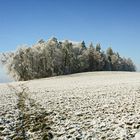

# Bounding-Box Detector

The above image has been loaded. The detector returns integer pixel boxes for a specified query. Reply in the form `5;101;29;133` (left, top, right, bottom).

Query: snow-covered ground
0;72;140;140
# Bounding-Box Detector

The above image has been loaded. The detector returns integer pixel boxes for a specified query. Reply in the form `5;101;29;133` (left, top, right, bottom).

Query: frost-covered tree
87;43;95;71
60;40;74;74
0;37;136;81
95;43;101;52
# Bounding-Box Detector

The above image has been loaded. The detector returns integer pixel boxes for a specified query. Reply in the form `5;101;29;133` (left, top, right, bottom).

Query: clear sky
0;0;140;71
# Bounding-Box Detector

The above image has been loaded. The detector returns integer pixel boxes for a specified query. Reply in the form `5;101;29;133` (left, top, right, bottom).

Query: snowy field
0;72;140;140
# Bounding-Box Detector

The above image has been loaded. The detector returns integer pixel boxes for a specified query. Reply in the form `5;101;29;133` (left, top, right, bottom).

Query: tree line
0;37;136;81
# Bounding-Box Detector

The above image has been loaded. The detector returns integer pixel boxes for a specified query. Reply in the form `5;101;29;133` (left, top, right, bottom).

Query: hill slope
0;72;140;139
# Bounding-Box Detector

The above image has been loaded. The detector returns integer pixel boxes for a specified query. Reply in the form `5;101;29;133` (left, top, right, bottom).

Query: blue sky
0;0;140;73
